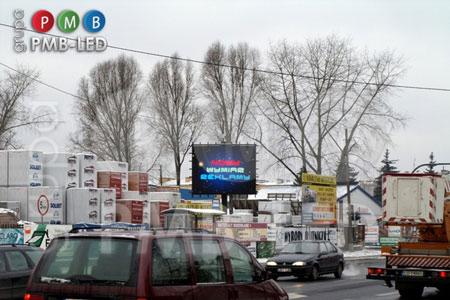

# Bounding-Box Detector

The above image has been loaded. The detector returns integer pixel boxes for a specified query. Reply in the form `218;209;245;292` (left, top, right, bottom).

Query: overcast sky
1;0;450;180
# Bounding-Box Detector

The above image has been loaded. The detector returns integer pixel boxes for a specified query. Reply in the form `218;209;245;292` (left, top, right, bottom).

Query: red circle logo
31;10;54;32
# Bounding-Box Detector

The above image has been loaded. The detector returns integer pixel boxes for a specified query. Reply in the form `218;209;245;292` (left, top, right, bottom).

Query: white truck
367;173;450;298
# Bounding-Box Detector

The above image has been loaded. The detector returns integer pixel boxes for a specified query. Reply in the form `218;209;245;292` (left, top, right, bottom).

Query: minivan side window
0;253;6;272
190;239;226;283
224;241;255;283
152;238;190;286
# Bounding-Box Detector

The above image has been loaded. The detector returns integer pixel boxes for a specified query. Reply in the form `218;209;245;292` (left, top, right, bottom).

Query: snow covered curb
343;249;381;259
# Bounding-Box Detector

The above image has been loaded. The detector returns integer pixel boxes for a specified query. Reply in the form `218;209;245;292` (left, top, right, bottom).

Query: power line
0;61;153;120
2;22;450;92
0;61;81;99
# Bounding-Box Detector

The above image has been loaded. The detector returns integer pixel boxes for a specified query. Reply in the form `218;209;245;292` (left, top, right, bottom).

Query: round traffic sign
37;195;49;216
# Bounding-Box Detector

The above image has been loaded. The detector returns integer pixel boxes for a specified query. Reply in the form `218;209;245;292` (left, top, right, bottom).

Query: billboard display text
192;144;256;194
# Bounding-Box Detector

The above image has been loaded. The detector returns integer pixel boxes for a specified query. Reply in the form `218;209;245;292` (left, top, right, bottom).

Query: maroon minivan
24;231;288;300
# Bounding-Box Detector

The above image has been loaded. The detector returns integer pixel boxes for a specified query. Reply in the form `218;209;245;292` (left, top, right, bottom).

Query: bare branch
70;55;144;168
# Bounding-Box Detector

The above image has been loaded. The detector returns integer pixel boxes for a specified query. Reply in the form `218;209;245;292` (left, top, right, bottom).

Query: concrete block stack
77;153;97;188
128;172;148;194
7;186;65;224
99;188;116;224
66;188;101;224
97;161;129;192
116;199;144;224
0;151;8;187
8;150;43;187
150;201;170;228
43;153;78;189
257;200;292;225
120;172;149;224
0;149;184;227
97;171;122;199
148;192;181;208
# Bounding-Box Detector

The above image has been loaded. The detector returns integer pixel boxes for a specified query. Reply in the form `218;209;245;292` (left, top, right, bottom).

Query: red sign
210;160;241;167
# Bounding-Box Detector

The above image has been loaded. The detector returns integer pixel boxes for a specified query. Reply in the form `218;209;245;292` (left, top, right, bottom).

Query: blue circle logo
83;10;105;33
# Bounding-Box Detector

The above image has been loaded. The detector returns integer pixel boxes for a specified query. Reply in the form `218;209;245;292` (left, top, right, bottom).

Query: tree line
0;35;406;185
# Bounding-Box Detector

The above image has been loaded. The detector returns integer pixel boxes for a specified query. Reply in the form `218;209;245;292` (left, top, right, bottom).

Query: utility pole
345;129;354;251
159;164;163;186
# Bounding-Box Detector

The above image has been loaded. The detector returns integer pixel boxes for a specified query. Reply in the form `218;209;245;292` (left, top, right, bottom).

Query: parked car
24;230;288;300
0;244;43;300
265;240;344;280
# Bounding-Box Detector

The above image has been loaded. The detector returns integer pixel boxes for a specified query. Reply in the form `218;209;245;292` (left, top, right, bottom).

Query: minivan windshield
280;241;319;254
34;237;138;286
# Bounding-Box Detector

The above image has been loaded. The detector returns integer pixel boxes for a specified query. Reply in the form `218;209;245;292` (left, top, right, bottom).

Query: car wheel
398;285;423;299
438;287;450;296
309;265;319;281
334;263;343;279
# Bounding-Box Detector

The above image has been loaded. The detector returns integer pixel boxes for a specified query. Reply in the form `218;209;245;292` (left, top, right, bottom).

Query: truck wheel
334;263;343;279
438;287;449;296
398;286;423;299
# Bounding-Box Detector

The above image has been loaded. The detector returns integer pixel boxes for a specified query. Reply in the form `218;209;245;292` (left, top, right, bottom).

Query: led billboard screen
192;144;256;195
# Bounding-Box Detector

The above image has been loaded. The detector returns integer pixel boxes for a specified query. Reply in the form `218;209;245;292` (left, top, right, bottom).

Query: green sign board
379;237;399;246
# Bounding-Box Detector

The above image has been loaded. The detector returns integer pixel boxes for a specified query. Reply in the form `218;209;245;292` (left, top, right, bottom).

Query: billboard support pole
221;194;228;214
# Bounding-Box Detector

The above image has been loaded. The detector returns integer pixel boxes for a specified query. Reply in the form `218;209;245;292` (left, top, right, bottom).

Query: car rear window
280;241;320;254
24;249;43;265
0;253;6;272
5;250;29;271
34;237;139;286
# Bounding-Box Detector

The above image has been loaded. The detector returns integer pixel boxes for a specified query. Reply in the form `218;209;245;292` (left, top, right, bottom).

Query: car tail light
368;268;384;275
439;271;447;278
24;294;44;300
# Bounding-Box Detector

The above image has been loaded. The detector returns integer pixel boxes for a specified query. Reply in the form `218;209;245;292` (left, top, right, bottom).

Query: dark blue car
265;240;344;280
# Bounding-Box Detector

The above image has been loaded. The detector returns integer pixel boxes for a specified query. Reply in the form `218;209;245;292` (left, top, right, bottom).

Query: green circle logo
57;10;80;33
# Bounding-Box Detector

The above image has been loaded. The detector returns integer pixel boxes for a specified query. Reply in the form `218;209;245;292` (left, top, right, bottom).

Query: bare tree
147;55;203;186
0;66;48;149
71;55;144;168
201;41;262;143
249;36;405;178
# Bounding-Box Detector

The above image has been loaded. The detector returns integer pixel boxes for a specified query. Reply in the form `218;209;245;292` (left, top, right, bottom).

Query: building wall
337;188;381;226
